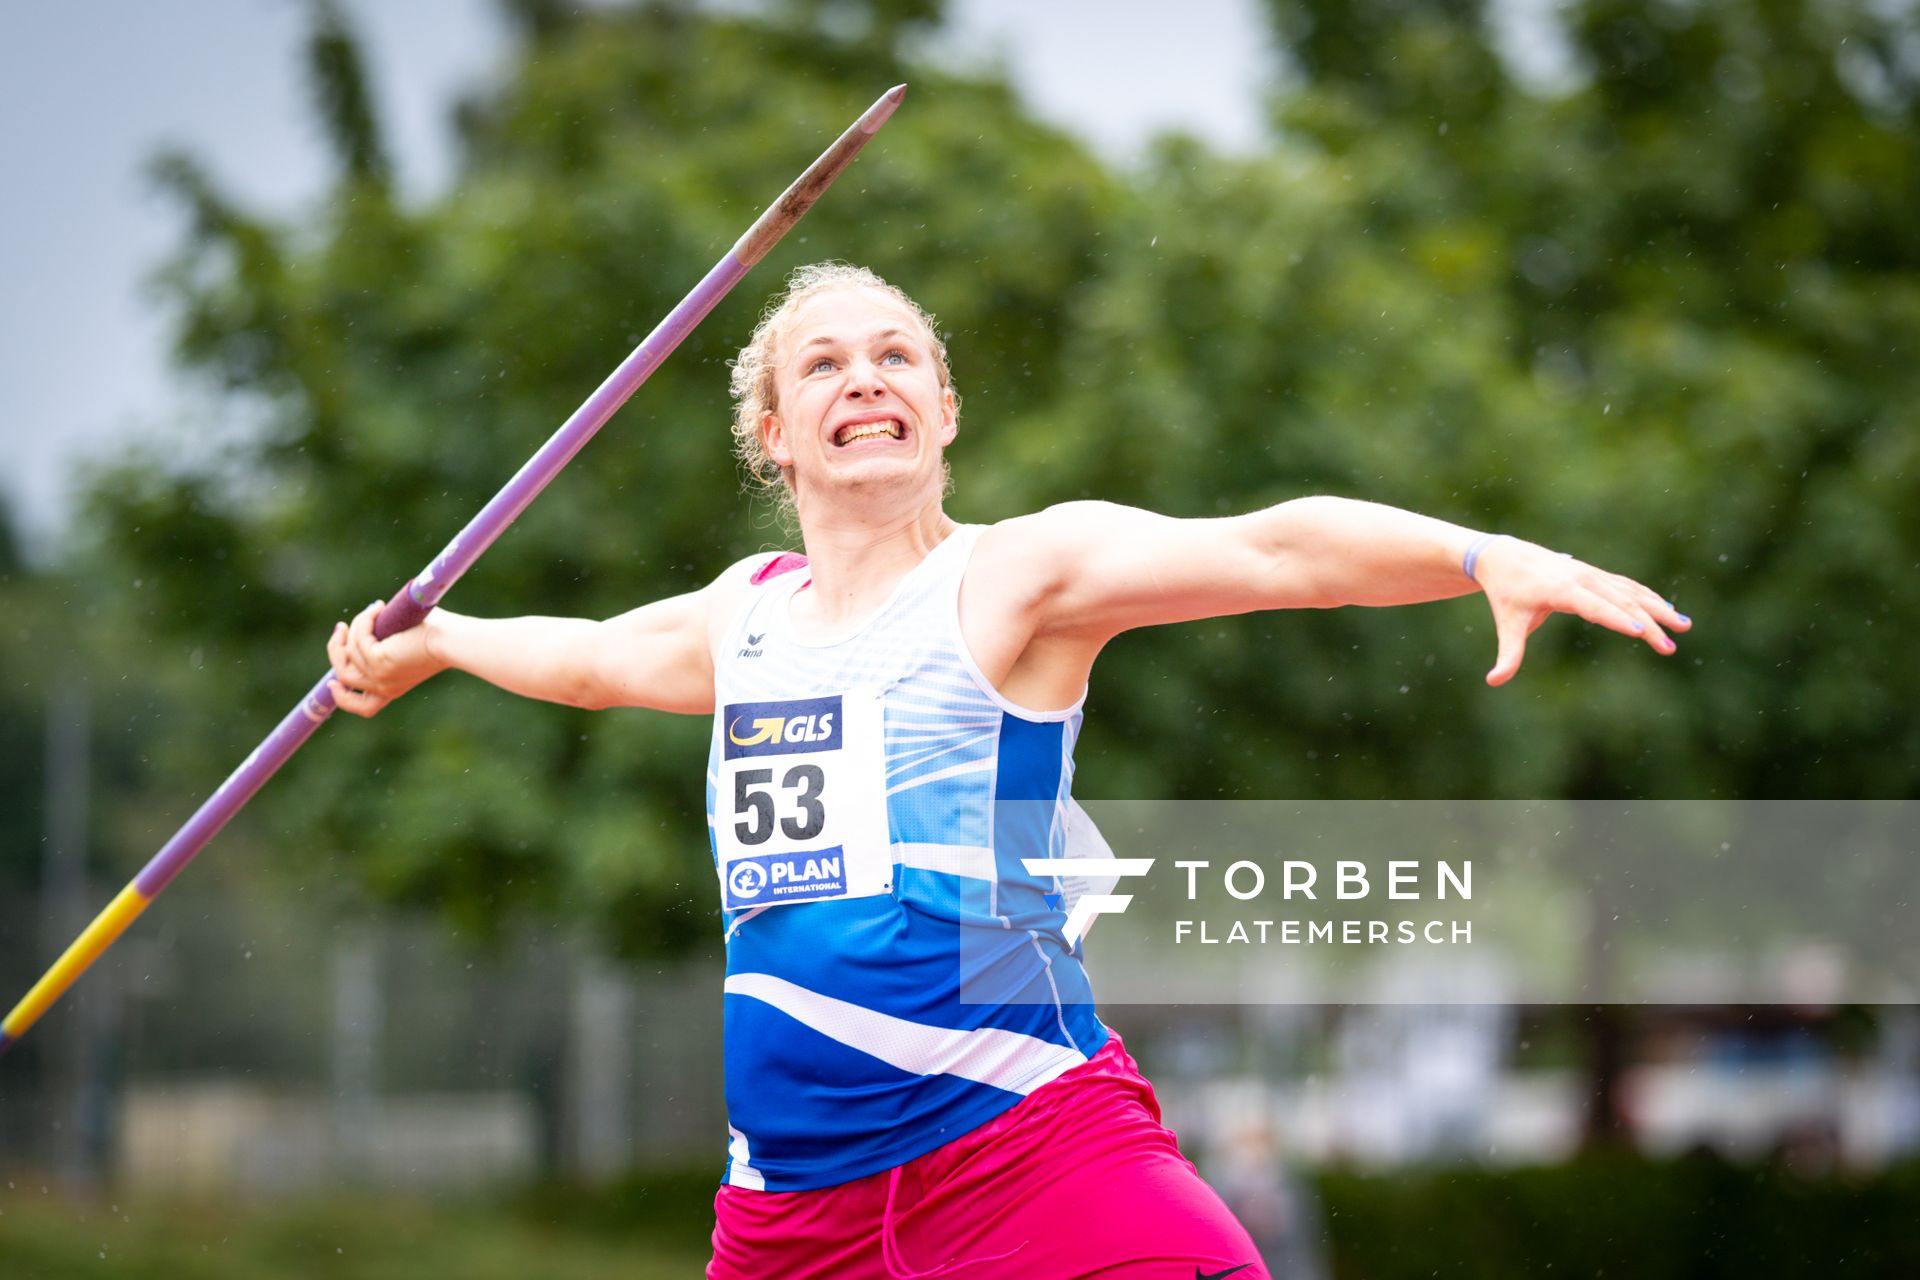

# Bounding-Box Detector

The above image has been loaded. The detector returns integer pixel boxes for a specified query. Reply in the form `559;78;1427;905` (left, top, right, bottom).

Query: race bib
715;689;892;910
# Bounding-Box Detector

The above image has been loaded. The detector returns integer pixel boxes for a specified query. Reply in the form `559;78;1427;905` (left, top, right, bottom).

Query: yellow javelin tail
0;882;152;1050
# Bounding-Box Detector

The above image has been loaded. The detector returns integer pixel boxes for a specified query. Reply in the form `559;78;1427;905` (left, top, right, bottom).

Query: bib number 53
733;764;826;845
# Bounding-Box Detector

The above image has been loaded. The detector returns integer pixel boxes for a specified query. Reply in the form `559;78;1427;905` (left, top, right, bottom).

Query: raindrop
1713;55;1762;104
1517;237;1574;294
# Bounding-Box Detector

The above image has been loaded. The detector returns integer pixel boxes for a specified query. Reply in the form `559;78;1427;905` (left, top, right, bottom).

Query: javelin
0;85;908;1057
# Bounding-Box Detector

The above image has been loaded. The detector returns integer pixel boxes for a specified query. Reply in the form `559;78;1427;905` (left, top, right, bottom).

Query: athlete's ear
763;410;794;468
937;387;958;447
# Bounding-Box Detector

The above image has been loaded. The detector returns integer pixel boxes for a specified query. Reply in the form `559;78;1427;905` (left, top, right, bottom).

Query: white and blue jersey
705;525;1110;1191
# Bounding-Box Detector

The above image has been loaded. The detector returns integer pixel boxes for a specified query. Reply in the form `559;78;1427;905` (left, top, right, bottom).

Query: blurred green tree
78;0;1114;954
0;498;49;905
68;0;1918;974
1244;0;1919;1146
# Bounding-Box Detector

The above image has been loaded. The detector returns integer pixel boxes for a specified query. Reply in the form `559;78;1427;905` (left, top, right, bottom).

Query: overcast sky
0;0;1273;557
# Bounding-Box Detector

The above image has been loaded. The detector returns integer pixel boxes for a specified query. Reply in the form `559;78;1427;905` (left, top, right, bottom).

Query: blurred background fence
1;854;731;1195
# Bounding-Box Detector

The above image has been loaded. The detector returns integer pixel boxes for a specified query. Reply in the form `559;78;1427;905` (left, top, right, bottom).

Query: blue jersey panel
707;527;1109;1191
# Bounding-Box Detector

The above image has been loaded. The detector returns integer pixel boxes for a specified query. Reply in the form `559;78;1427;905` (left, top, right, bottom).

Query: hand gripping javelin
0;85;908;1057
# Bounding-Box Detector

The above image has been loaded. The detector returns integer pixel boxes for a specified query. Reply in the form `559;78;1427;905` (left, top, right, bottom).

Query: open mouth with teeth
832;418;906;446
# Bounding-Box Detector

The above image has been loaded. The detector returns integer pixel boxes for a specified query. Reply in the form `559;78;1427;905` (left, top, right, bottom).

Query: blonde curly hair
728;262;958;505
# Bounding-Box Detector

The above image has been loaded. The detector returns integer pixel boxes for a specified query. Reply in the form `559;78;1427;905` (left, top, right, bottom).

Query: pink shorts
708;1032;1271;1279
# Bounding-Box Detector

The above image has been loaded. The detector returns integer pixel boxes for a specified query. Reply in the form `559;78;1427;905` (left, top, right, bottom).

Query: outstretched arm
326;555;773;717
977;497;1688;690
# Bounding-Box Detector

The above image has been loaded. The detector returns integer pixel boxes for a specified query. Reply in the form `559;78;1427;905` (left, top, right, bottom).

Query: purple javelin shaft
134;253;760;901
3;85;906;1052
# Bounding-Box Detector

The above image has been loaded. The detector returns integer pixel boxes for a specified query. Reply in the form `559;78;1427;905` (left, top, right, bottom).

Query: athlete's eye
880;349;908;365
807;357;836;374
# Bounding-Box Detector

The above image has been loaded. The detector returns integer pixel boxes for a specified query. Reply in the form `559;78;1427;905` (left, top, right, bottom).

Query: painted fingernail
1632;623;1645;633
1675;613;1691;625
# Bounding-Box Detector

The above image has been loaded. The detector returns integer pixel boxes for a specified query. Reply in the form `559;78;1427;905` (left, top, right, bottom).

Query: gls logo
722;696;842;759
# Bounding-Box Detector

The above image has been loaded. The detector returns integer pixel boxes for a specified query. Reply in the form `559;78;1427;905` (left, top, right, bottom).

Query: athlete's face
762;285;957;507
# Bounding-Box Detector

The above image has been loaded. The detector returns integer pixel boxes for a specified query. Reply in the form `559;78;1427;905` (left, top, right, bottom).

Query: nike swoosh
1196;1266;1253;1280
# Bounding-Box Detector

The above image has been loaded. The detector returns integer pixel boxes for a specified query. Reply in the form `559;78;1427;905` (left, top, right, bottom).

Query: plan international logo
726;847;848;907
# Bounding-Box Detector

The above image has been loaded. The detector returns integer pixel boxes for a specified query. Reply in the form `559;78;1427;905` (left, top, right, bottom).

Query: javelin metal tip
736;86;909;265
860;83;908;134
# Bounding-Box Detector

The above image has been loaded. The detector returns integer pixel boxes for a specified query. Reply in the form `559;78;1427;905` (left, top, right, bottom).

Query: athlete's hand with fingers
1470;535;1691;686
325;599;448;717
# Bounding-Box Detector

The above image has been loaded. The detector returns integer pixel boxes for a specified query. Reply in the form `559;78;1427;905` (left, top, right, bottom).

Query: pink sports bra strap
750;552;810;585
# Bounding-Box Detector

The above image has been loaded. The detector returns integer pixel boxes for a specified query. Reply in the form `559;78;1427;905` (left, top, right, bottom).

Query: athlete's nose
843;355;887;400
